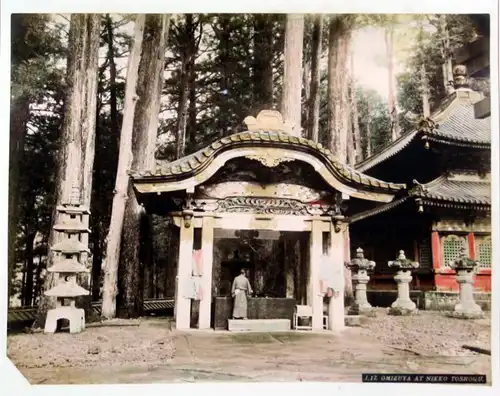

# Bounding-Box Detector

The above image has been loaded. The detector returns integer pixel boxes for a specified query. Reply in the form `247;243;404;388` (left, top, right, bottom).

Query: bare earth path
8;310;491;384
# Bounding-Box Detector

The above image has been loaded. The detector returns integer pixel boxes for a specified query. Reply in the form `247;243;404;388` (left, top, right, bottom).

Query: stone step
228;319;291;332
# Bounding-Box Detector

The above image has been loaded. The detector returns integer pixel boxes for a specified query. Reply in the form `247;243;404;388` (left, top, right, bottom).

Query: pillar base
445;310;484;320
347;303;373;316
390;297;417;311
453;301;483;318
389;306;418;316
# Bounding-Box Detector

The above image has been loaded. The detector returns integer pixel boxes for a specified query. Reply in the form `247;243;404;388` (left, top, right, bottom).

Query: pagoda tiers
44;186;90;334
349;65;491;293
130;110;405;331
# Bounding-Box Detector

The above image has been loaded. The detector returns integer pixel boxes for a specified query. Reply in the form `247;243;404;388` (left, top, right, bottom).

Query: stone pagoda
44;186;90;333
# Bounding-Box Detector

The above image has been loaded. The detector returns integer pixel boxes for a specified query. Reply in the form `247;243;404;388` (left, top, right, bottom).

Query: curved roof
410;173;490;206
131;129;406;203
356;89;491;172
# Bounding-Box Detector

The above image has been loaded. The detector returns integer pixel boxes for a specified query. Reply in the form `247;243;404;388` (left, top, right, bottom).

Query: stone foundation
424;291;491;311
228;319;291;332
366;290;491;312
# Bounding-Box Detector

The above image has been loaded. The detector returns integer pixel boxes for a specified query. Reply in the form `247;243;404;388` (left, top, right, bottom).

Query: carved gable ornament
246;152;294;168
243;110;294;134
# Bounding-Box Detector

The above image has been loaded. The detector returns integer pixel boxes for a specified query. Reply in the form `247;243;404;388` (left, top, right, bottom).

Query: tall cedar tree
384;19;400;140
307;15;323;142
34;14;101;327
326;14;355;301
101;15;146;319
281;14;304;136
118;14;170;318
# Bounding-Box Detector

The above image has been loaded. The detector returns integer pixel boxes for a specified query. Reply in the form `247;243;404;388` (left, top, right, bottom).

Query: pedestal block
453;270;483;318
389;270;417;315
448;246;483;319
348;270;372;315
388;250;419;316
44;307;85;334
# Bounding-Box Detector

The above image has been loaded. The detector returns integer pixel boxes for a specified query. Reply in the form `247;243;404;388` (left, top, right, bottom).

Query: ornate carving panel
209;197;333;216
245;152;294;168
197;182;328;203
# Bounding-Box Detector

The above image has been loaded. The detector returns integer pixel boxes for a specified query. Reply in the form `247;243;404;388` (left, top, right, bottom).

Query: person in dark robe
231;268;253;319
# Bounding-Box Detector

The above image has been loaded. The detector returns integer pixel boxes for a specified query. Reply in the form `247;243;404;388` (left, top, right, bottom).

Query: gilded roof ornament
243;110;294;134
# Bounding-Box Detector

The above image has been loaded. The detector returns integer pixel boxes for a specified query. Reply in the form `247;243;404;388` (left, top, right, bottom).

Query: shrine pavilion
351;65;491;295
130;111;405;331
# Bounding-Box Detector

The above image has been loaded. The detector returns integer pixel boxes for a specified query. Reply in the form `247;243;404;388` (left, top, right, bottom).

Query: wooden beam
468;232;476;260
198;217;214;329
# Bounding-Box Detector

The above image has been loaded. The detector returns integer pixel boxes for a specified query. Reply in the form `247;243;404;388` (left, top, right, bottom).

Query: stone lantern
347;248;375;315
388;250;419;315
449;246;483;318
44;186;90;333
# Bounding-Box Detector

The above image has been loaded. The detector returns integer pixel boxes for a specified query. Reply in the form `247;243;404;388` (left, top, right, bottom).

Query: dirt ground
7;309;491;384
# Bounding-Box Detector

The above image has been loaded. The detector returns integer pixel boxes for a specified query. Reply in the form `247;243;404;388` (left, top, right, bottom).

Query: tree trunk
186;16;201;154
350;52;362;163
106;14;119;139
8;96;30;305
421;63;431;117
34;250;44;305
308;15;323;142
116;14;169;318
384;24;399;141
438;15;454;93
281;14;304;137
101;15;146;320
9;15;33;306
365;97;372;158
327;15;355;164
346;86;355;166
23;232;36;306
252;15;274;114
34;14;101;328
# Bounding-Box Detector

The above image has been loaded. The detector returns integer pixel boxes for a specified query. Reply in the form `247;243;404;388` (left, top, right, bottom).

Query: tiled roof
430;101;490;144
356;90;491;172
410;174;491;206
131;130;405;192
51;239;90;253
44;282;90;297
349;196;410;224
356;131;418;172
47;259;89;273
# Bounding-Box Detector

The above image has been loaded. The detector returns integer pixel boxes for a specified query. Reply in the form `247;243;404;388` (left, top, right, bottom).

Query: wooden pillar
467;233;476;260
309;220;323;330
284;239;295;298
175;216;194;330
431;231;440;269
328;223;345;331
198;217;214;329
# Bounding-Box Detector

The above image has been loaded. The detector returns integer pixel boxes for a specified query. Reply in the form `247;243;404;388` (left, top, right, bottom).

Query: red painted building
348;74;491;293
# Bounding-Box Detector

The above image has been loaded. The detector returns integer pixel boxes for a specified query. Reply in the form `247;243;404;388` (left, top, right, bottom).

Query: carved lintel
213;196;332;216
198;182;327;203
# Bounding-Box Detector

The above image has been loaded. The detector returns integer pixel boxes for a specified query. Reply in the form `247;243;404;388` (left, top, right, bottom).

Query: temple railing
8;298;175;324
